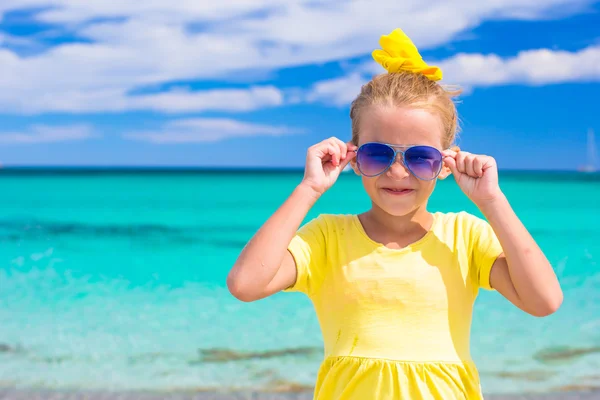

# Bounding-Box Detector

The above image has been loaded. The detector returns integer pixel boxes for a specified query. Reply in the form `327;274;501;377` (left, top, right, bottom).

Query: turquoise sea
0;169;598;395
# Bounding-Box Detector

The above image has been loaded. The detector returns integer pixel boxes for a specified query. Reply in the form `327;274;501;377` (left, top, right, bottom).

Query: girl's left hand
442;149;503;206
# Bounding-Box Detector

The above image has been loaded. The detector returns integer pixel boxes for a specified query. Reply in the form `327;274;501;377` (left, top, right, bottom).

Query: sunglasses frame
350;142;444;181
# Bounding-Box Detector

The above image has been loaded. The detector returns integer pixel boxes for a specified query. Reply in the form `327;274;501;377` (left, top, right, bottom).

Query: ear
349;156;361;176
438;164;452;180
438;145;460;180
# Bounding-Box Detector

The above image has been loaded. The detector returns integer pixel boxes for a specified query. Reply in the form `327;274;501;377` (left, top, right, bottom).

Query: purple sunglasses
350;142;444;181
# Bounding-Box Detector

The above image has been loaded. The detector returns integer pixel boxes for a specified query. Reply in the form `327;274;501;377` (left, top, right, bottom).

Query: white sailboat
578;128;597;173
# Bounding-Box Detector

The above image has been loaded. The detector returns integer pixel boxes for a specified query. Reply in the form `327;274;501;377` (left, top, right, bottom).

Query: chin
373;198;422;218
365;185;431;217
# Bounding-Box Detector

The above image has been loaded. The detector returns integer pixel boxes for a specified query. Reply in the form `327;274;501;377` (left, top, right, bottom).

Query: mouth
381;187;415;196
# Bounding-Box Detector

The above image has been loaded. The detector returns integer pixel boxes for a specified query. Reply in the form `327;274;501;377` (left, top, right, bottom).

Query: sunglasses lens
404;146;442;180
357;143;395;176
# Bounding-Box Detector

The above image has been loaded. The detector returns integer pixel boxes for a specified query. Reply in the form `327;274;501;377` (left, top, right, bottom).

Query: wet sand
1;389;599;399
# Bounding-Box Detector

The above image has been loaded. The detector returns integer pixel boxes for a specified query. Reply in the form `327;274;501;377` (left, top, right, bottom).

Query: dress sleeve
464;213;504;290
283;214;328;297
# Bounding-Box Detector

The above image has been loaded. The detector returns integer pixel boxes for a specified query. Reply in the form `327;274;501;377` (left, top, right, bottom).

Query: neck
365;204;433;236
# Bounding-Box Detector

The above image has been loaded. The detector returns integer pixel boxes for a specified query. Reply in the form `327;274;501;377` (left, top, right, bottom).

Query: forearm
227;182;320;293
479;193;563;314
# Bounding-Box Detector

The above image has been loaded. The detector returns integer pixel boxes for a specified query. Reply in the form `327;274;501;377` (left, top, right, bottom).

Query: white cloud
123;118;302;143
129;86;283;114
306;44;600;105
439;45;600;87
0;0;595;114
0;124;96;144
305;73;368;106
1;0;591;26
0;32;38;48
0;85;284;114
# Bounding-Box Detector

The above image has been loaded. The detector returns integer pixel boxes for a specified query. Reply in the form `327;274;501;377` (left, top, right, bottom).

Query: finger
441;149;458;158
465;154;476;177
314;142;333;163
331;137;347;160
310;141;331;158
339;150;356;169
326;138;343;164
455;151;468;174
345;141;358;158
444;156;458;176
482;156;496;172
339;140;347;161
473;156;484;177
326;143;340;166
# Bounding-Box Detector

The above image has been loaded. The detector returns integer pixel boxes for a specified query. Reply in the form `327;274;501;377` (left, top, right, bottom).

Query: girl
227;28;563;399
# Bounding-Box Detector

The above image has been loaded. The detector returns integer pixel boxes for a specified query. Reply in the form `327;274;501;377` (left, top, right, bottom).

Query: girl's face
350;106;451;217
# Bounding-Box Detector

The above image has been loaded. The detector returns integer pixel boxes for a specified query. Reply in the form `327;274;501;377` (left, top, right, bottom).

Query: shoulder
434;211;488;230
300;213;356;234
432;211;491;245
292;213;356;257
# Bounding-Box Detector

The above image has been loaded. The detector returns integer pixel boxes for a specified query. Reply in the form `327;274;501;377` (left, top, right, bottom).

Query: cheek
360;176;436;200
417;180;436;196
360;176;381;197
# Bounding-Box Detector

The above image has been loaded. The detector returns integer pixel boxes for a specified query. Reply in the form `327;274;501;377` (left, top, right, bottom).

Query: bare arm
483;195;563;317
226;137;356;302
226;183;320;302
443;149;563;317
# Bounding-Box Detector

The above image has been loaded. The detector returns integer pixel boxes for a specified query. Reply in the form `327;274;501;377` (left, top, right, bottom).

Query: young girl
227;28;563;399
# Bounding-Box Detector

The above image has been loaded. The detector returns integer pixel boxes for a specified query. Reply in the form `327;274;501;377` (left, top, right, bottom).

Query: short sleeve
465;213;504;290
283;214;328;297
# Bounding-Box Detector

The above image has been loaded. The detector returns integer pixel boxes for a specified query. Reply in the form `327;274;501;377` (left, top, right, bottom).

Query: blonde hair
349;72;462;148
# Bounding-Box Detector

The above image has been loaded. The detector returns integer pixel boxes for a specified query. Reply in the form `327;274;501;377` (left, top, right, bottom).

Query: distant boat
578;128;597;173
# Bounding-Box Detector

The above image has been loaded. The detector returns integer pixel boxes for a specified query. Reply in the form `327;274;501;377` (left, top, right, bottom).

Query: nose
385;152;410;180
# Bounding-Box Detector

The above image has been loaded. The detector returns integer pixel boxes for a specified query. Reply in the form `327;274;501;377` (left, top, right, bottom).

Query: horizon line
0;165;597;174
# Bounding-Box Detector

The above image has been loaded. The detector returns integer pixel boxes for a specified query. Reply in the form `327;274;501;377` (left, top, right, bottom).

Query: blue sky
0;1;599;170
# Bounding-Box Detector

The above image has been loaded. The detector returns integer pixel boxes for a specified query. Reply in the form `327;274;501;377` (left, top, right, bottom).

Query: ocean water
0;169;598;395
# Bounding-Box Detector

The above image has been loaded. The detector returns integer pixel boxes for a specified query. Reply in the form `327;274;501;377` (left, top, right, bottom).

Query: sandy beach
1;389;599;400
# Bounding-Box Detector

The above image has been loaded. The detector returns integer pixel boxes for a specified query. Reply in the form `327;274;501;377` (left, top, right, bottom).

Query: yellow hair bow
372;28;442;81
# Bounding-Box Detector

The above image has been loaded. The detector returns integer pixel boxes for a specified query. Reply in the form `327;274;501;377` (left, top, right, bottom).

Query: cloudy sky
0;1;598;169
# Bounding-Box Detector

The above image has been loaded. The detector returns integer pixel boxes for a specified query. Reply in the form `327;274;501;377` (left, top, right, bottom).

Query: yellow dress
284;211;503;400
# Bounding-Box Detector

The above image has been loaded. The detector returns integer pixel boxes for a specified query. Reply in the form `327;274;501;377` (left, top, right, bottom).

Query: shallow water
0;170;598;394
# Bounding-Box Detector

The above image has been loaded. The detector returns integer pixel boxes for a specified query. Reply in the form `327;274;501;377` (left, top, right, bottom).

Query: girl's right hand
301;137;357;196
